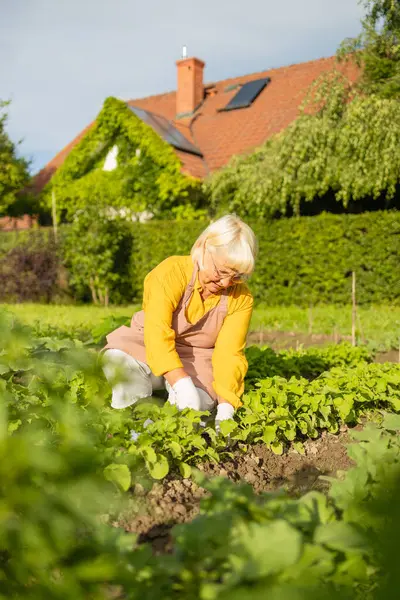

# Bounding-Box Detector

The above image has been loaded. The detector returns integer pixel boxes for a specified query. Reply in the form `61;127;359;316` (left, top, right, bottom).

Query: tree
339;0;400;98
0;100;31;217
206;1;400;219
61;204;133;305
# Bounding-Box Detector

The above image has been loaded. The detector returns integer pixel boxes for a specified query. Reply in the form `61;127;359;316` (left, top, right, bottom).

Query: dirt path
247;329;399;363
118;428;354;553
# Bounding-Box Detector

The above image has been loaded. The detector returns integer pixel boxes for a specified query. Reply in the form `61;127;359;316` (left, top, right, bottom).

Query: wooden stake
352;271;356;347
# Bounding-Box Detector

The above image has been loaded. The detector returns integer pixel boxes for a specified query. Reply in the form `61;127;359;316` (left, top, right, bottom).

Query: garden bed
119;427;356;554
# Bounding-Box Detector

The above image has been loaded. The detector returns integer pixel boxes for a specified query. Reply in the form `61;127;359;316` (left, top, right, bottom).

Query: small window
219;77;271;112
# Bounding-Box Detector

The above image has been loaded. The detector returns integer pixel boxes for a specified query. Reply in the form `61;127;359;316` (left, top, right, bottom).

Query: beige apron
103;263;228;400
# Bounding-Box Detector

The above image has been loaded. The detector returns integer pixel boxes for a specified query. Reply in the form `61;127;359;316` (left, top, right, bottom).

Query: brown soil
375;349;399;363
118;427;354;553
247;329;351;350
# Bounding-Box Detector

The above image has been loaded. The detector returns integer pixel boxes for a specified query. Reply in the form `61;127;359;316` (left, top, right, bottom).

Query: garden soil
117;427;354;554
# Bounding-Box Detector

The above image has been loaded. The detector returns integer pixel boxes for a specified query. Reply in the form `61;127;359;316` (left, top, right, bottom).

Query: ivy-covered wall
42;97;205;221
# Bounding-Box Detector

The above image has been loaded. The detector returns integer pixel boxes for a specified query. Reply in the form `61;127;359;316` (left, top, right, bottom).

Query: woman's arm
212;286;254;409
143;257;187;380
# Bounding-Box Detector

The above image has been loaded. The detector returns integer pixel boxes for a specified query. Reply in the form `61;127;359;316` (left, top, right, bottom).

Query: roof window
219;77;271;111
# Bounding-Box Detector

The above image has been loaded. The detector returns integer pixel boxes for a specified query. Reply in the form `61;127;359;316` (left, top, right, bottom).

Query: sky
1;0;364;174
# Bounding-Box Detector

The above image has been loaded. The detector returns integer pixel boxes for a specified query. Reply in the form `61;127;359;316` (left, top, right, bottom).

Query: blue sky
2;0;364;174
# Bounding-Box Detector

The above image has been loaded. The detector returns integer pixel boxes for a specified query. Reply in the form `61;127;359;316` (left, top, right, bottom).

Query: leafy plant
245;343;373;389
4;308;400;598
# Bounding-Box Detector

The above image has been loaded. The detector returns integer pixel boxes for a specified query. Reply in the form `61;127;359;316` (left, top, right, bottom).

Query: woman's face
199;251;242;295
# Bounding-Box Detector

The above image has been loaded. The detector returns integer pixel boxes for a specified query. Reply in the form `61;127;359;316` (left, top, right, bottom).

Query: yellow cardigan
142;255;253;408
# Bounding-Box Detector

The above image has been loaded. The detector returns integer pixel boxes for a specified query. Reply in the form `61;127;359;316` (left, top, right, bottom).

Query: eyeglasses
209;252;243;284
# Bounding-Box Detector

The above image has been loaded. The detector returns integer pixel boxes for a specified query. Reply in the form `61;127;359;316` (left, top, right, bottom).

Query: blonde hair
191;214;257;278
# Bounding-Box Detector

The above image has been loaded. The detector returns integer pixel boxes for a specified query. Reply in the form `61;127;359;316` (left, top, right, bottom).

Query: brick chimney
176;57;205;117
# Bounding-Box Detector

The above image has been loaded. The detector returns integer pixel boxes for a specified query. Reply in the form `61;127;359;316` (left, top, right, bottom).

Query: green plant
62;206;133;305
245;343;373;389
4;308;400;598
43;97;205;221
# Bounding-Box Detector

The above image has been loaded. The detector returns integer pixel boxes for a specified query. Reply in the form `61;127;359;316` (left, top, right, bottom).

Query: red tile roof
34;55;359;189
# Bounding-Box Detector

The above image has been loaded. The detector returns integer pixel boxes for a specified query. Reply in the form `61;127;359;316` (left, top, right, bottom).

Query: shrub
1;209;399;306
126;211;400;305
0;238;59;302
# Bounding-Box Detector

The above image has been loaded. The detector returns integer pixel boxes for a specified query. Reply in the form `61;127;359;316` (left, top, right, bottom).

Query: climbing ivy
42;97;204;221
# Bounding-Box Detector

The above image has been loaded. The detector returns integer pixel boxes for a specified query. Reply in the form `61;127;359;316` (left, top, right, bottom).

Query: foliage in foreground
129;416;400;600
3;309;400;598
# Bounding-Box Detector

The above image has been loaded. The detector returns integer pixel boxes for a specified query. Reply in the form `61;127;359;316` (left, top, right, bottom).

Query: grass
252;304;400;351
1;302;399;351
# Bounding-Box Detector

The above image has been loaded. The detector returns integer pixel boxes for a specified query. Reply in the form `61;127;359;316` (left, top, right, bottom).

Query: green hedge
1;211;399;305
128;211;400;305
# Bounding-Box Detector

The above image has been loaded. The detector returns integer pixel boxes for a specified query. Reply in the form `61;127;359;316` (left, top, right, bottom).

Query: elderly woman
102;214;257;428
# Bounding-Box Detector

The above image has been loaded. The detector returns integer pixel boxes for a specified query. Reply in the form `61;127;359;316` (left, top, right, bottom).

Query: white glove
167;377;201;411
215;402;235;434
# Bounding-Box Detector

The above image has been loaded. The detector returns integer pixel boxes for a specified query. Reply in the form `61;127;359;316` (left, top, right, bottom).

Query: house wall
0;214;38;231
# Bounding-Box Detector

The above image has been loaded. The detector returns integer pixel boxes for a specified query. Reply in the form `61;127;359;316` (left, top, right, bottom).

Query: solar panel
128;105;203;157
220;77;271;112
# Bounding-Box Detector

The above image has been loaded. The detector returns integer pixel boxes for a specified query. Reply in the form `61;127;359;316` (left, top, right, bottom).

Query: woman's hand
215;402;235;433
167;376;202;411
